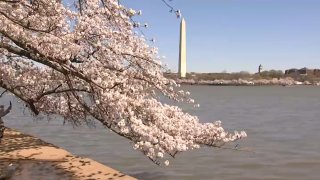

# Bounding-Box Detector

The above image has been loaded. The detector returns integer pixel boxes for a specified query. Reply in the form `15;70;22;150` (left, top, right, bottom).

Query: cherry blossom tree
0;0;246;165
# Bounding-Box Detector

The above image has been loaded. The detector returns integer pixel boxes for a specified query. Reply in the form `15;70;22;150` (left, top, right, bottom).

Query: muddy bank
0;127;136;180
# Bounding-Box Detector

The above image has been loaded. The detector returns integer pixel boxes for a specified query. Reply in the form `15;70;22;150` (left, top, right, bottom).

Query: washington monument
179;18;187;78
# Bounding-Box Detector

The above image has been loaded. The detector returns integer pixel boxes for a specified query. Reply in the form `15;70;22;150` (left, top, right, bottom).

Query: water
1;86;320;180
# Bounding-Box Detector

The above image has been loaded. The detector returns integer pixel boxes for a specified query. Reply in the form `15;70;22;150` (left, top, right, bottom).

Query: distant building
314;69;320;76
285;68;298;75
285;67;320;76
297;67;314;75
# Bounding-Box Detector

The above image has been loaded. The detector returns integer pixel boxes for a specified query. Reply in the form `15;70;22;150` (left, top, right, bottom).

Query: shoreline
176;79;320;86
178;82;319;87
0;127;136;180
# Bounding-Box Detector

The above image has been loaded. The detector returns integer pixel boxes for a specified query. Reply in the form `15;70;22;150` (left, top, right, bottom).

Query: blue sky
123;0;320;73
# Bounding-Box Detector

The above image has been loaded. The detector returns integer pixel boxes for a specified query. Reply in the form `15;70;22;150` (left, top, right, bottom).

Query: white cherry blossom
0;0;246;166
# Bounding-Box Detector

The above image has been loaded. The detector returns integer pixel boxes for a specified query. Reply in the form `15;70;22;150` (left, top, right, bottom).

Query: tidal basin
3;85;320;180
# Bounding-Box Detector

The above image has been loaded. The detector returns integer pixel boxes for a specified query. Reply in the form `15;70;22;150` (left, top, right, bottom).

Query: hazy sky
122;0;320;73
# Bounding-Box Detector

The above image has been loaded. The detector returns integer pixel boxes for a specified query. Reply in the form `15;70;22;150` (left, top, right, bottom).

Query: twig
213;145;255;153
161;0;175;11
0;89;8;98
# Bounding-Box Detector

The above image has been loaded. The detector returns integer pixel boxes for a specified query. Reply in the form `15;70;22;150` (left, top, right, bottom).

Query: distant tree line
165;69;320;83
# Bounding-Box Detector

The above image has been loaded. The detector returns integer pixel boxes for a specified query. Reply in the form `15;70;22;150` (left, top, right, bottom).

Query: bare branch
0;89;8;98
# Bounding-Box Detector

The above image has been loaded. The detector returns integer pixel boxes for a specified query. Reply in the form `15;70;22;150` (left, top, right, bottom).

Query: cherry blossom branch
35;84;91;101
0;40;104;90
0;0;247;166
0;11;57;33
0;0;20;3
0;79;39;114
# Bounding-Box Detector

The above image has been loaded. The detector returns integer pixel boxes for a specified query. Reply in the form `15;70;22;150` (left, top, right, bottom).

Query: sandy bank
0;127;136;180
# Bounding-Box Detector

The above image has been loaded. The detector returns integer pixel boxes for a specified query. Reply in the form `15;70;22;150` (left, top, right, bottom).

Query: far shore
0;127;136;180
175;78;320;86
164;71;320;86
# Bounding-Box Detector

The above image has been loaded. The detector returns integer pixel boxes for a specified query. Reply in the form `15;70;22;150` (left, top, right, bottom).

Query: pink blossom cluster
0;0;246;165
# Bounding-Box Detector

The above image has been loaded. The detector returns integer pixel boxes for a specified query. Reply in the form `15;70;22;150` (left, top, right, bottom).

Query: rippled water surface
2;86;320;180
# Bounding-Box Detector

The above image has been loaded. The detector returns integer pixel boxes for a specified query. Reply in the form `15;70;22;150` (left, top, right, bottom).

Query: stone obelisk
179;18;187;78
